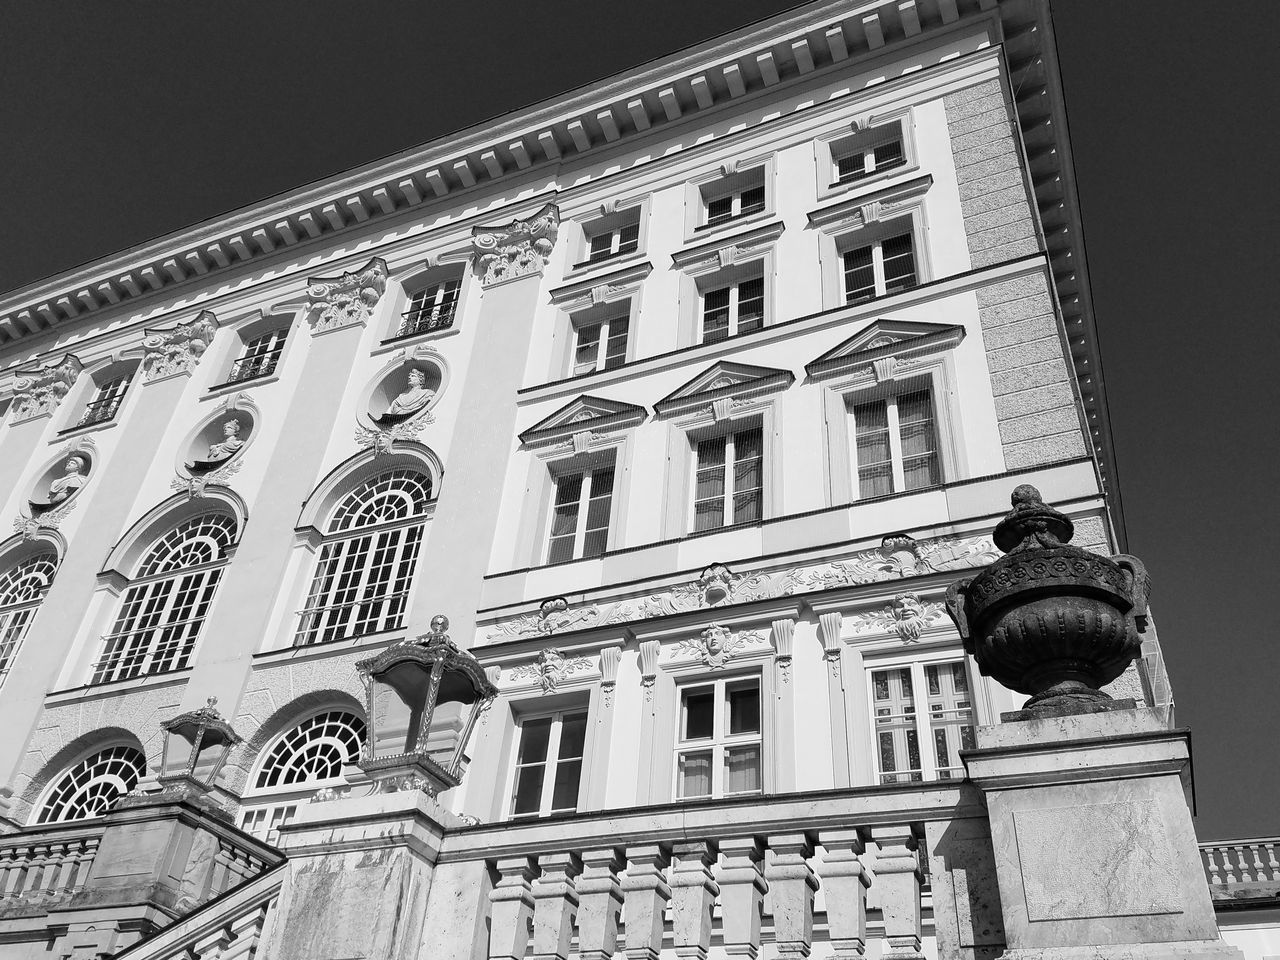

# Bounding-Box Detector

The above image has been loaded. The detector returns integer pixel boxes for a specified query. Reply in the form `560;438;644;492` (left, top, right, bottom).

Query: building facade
0;1;1273;958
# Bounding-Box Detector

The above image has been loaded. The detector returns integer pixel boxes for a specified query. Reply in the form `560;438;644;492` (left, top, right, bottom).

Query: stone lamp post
355;615;498;796
944;484;1150;719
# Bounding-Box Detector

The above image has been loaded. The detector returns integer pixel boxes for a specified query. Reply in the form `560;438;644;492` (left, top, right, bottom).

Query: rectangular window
871;660;974;784
546;463;614;563
587;221;640;263
227;329;288;384
572;314;630;375
510;710;588;817
701;275;764;343
842;232;917;304
77;373;132;428
399;278;461;338
835;136;906;184
851;389;939;499
693;426;762;532
676;676;762;799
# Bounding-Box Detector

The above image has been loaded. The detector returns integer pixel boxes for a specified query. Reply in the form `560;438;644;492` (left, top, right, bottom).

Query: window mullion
712;678;725;796
574;471;594;558
723;434;736;522
911;663;938;780
596;321;609;370
540;715;564;814
886;396;906;492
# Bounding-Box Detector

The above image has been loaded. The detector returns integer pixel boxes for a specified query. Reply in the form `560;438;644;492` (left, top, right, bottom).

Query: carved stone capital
10;354;82;420
141;312;219;381
471;203;559;287
304;257;388;332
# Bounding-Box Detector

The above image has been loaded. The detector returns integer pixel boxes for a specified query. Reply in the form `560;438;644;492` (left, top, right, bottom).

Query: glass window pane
843;245;876;302
740;185;766;216
517;718;552;764
873;138;905;171
724;745;762;794
836;150;867;183
678;751;713;798
557;713;588;760
706;195;733;224
881;233;917;293
511;764;545;815
619;221;640;254
604;317;629;369
683;687;715;740
727;681;760;735
550;758;583;811
694;501;724;532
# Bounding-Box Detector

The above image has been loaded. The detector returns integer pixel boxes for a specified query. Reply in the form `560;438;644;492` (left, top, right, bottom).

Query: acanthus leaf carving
673;623;765;669
354;412;433;455
471;203;559;287
171;457;243;499
508;647;593;694
304;258;388;333
846;593;946;644
10;355;82;420
141;312;219;381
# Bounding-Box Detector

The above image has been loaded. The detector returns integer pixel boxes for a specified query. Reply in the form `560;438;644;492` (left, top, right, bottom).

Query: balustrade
0;825;102;909
1201;838;1280;894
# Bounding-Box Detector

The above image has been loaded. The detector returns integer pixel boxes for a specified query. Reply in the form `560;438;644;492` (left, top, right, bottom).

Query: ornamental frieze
480;534;1000;643
141;312;219;381
672;624;766;669
471;203;559;286
507;647;593;694
845;593;946;644
304;258;388;332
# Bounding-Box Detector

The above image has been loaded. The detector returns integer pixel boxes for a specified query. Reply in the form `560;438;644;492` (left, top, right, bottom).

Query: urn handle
1111;554;1151;631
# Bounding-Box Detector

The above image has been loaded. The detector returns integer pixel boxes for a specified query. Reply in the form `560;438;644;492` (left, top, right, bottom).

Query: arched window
296;469;432;645
36;744;146;824
0;550;58;684
239;709;365;843
93;513;237;684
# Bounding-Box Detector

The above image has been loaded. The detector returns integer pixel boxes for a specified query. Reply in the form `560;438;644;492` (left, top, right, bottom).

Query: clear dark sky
2;2;1276;840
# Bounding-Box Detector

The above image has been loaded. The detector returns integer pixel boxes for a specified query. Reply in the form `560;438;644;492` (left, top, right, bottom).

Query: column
718;836;767;959
531;852;581;960
489;856;539;960
575;847;623;960
822;828;871;959
766;832;818;958
871;826;925;960
670;840;719;960
621;844;670;960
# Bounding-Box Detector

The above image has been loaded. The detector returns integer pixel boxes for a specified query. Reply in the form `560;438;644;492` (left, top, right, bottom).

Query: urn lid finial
993;484;1075;554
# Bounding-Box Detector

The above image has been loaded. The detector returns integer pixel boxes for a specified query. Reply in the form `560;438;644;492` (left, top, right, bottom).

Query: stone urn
944;484;1151;717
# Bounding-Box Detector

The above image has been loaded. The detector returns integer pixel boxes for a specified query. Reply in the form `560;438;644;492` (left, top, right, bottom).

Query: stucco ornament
471;203;559;286
141;312;219;381
304;257;388;332
356;358;440;455
849;593;946;643
509;647;592;694
9;355;82;420
674;624;764;669
14;440;96;539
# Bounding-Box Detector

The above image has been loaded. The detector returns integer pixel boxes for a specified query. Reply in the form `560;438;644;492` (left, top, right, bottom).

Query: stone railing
432;783;985;959
1202;838;1280;907
0;822;104;913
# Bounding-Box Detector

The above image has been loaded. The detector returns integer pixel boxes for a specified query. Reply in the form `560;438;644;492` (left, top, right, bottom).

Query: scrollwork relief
471;203;559;286
672;624;765;670
141;312;219;381
304;258;388;332
10;355;81;420
846;593;946;644
508;647;593;694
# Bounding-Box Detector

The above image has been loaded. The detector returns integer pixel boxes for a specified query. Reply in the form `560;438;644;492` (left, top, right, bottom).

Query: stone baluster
50;842;79;895
489;856;540;960
822;828;872;958
1265;842;1280;881
621;844;671;960
766;832;818;958
0;846;17;898
575;847;623;960
221;905;270;960
192;925;233;960
0;847;30;897
670;841;719;960
1203;847;1222;885
25;845;49;896
531;852;581;960
717;836;767;959
871;826;926;960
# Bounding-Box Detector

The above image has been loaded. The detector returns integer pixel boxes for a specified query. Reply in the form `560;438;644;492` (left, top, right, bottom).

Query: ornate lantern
156;697;242;795
944;485;1151;718
356;615;498;797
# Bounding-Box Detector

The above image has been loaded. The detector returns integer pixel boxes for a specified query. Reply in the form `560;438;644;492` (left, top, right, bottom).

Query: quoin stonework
0;2;1274;959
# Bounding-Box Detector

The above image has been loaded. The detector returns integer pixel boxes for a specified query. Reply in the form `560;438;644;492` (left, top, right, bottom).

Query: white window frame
0;550;57;687
505;706;590;819
848;383;943;499
683;157;776;241
690;424;764;533
570;310;631;376
865;654;976;784
839;227;919;305
698;269;766;344
567;199;650;276
545;457;617;564
387;254;472;345
548;262;650;382
673;673;764;800
672;222;783;348
814;110;918;202
226;327;289;386
34;744;147;825
56;358;138;436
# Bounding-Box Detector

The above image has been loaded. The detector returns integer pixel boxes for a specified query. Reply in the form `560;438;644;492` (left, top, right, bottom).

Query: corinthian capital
471;203;560;287
10;354;82;421
304;257;388;333
140;311;219;381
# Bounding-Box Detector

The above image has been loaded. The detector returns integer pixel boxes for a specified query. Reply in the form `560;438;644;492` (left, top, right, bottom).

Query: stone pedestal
260;790;456;960
964;707;1241;959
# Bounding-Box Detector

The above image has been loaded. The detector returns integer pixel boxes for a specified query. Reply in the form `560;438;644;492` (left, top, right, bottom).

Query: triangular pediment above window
805;318;964;379
518;395;648;446
654;360;794;417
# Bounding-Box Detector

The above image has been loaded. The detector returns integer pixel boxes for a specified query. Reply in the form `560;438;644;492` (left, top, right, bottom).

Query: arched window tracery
239;709;365;843
36;744;146;824
295;469;431;645
93;513;237;684
0;550;58;684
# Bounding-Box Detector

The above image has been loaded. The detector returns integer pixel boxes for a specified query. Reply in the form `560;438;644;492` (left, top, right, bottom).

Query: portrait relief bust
47;455;89;503
206;418;245;463
380;368;435;421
